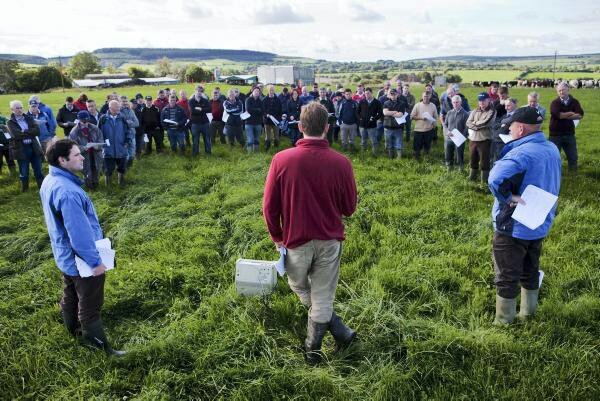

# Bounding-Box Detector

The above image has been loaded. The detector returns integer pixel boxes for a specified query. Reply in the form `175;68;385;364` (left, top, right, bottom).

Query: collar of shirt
49;165;85;186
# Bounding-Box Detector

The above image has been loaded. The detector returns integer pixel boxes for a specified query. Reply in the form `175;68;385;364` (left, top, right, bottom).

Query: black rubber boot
469;169;479;181
329;312;356;353
481;169;490;184
274;139;280;149
20;180;29;193
82;320;126;357
304;317;330;365
36;176;44;189
265;140;271;151
387;149;395;159
104;174;112;187
61;310;79;337
117;173;125;188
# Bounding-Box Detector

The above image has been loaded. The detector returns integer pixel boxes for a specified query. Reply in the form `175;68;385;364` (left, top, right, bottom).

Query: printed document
512;185;558;230
75;238;115;278
449;128;466;147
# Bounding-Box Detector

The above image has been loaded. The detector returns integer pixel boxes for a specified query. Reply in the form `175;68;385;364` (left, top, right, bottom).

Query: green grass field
523;71;600;80
447;69;523;82
1;87;599;400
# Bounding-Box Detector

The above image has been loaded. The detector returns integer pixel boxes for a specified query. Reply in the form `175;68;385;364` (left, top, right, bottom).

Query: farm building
73;76;179;88
257;66;314;85
217;75;258;85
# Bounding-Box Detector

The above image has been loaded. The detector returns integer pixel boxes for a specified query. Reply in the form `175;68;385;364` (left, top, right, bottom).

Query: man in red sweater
263;102;358;364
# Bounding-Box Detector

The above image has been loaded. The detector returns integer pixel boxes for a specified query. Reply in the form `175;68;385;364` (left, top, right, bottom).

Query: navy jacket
339;99;359;125
245;96;264;125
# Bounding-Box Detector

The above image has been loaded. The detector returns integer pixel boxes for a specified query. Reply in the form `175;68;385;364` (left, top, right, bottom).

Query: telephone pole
552;50;557;81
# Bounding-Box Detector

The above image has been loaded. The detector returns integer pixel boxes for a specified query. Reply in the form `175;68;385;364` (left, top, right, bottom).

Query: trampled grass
0;87;599;400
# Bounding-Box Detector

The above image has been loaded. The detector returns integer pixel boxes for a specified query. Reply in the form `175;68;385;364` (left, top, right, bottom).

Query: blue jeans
167;129;186;152
360;127;379;150
127;134;136;160
18;144;43;184
384;128;403;150
549;135;578;169
245;124;262;151
191;123;211;155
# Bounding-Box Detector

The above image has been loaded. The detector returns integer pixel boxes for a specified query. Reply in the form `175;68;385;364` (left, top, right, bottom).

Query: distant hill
0;48;282;67
408;53;600;65
0;53;49;65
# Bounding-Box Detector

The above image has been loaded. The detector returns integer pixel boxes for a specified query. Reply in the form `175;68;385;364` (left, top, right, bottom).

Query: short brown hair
499;86;509;95
46;138;77;167
300;102;328;137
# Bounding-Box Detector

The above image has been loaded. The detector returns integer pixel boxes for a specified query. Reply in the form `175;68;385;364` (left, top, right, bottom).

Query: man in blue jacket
99;100;131;187
488;106;561;325
40;138;125;356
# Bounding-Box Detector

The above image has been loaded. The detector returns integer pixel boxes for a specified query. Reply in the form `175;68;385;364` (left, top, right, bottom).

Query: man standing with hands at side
40;138;126;356
263;102;358;365
488;107;561;325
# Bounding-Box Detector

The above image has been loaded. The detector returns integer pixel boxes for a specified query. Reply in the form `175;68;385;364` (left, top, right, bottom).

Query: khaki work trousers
285;240;342;323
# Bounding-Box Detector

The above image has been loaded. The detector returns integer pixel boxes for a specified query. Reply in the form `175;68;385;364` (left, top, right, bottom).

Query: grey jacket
443;107;469;138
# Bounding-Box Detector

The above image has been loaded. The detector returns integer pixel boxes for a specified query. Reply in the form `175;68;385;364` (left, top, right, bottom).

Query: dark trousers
333;126;340;142
135;131;145;155
492;232;543;299
444;139;465;167
0;146;15;171
60;273;105;327
210;121;225;144
490;141;505;167
469;140;491;170
289;126;301;146
104;157;127;176
17;144;44;184
225;125;244;146
403;115;412;141
549;135;578;169
145;128;164;153
413;129;433;158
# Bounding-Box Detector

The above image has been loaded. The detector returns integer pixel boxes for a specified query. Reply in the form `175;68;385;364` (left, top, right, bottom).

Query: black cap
389;88;398;94
145;95;153;100
501;106;543;129
135;93;143;99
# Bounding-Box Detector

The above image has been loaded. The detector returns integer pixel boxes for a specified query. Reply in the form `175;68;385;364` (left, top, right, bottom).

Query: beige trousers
286;240;342;323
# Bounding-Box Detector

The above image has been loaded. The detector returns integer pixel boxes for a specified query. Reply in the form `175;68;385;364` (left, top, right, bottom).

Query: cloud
554;9;600;24
249;2;313;25
347;2;385;22
182;1;213;18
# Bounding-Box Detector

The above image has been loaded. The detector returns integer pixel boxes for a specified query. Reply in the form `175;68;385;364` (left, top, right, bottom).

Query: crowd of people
0;80;584;192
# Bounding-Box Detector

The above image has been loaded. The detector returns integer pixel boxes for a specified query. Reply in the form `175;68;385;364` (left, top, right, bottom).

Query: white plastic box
235;259;278;296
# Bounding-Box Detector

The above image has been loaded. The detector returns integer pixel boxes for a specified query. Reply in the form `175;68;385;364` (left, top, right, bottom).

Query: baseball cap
389;88;398;94
135;93;143;99
477;92;490;101
28;99;39;106
502;106;544;127
145;95;153;100
77;110;91;121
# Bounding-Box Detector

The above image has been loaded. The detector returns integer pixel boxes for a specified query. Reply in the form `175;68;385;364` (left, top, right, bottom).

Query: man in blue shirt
488;107;561;325
40;138;125;356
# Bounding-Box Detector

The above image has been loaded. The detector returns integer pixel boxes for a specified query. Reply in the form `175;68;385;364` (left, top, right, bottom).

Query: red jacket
73;100;86;112
210;99;224;121
177;99;190;118
153;97;169;111
263;138;357;248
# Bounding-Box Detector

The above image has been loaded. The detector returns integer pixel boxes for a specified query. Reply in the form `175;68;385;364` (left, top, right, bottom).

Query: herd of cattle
472;79;600;89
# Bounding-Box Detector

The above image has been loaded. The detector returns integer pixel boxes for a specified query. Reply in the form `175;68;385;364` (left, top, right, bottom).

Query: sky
1;0;598;62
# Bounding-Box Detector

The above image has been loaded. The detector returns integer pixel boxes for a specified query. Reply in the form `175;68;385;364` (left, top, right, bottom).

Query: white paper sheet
269;115;280;125
240;111;251;120
75;238;115;278
143;134;149;143
395;112;407;125
3;132;10;139
499;134;513;144
85;142;105;150
422;112;436;124
539;270;545;288
573;119;580;128
449;128;466;147
222;111;229;123
163;118;178;125
275;247;286;277
105;138;110;147
206;113;213;123
511;185;559;230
